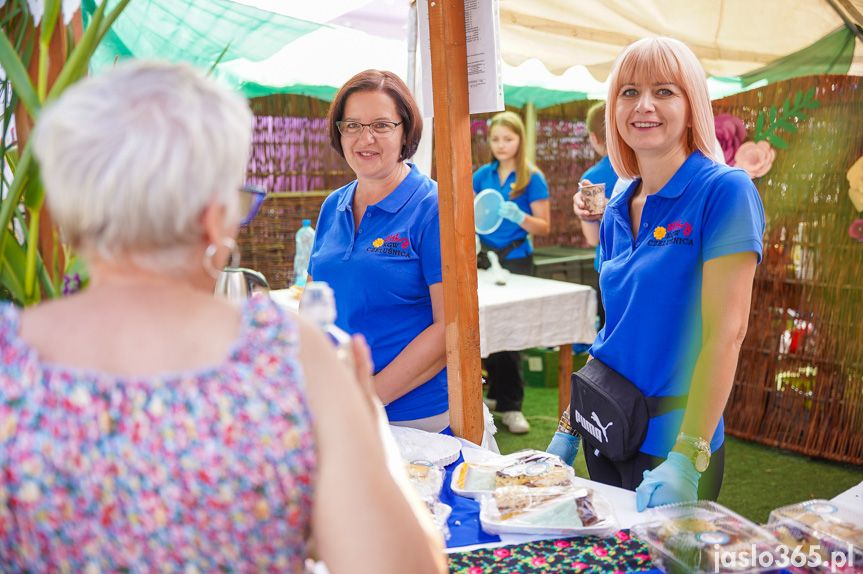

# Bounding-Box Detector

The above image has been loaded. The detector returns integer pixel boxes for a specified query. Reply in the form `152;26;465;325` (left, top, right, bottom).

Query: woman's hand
573;180;603;223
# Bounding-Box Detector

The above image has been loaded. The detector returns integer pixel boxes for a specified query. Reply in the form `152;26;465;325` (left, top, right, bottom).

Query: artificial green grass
490;385;863;524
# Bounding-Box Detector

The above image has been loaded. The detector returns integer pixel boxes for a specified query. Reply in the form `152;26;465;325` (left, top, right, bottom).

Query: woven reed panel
239;94;351;289
236;192;330;290
713;75;863;464
468;102;599;249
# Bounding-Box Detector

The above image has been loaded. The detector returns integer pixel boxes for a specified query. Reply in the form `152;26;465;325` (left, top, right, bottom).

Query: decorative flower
62;272;82;296
492;548;511;558
468;568;484;574
531;557;547;566
734;141;776;178
553;540;571;548
847;156;863;212
617;531;630;542
850;219;863;242
653;226;666;240
594;547;609;557
572;562;589;570
714;114;747;166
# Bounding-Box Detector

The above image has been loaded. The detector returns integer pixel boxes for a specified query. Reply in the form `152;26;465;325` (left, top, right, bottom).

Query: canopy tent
88;0;863;108
499;0;863;81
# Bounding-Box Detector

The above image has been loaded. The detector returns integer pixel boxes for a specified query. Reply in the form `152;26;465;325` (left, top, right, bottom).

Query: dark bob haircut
326;70;423;161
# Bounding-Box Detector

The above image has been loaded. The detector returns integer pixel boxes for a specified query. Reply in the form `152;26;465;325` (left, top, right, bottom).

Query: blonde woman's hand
574;179;603;222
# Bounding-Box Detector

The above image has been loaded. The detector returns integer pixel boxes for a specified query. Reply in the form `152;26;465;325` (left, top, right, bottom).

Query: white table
476;269;596;357
270;271;597;414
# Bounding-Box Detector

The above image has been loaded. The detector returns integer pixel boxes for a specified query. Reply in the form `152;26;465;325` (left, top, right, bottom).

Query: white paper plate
388;425;462;468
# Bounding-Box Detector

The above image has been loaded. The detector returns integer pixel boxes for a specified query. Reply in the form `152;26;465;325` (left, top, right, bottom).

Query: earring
203;237;241;279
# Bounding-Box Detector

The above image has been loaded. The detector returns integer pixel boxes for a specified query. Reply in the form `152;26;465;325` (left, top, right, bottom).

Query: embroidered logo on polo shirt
648;219;694;247
367;233;411;258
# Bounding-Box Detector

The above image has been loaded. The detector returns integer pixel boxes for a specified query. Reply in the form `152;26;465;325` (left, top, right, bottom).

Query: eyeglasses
335;120;403;138
239;184;267;226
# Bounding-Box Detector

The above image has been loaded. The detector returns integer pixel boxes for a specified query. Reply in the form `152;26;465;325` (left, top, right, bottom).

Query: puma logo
591;412;613;442
574;409;613;443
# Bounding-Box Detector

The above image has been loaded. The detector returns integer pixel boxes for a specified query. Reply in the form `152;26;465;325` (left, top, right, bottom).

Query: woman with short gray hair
0;61;445;573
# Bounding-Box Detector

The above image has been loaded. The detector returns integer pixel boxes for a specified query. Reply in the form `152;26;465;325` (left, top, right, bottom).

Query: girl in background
473;111;550;434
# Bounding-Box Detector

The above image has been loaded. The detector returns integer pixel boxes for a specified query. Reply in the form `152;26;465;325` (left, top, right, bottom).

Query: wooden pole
427;0;483;444
524;102;537;164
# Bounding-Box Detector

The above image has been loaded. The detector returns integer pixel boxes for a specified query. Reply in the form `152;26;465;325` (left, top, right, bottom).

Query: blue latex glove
635;451;701;512
547;432;581;466
498;201;526;225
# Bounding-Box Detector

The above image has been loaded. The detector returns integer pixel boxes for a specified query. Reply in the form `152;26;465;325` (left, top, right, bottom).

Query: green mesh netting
83;0;322;95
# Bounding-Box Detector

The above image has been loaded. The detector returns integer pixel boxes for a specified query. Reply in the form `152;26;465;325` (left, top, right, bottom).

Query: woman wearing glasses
308;70;448;433
0;61;445;573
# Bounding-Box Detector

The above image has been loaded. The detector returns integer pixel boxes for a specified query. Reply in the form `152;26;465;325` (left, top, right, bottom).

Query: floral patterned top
0;297;317;573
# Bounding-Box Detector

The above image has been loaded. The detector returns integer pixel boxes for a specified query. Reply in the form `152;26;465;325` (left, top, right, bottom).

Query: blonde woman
473;110;550;434
549;37;765;511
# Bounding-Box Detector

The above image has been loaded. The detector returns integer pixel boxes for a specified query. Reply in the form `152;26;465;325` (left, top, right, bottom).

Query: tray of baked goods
450;449;576;500
631;501;786;574
479;484;618;537
767;499;863;573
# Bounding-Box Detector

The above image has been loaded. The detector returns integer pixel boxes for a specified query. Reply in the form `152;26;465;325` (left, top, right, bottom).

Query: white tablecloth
269;271;598;357
477;269;597;357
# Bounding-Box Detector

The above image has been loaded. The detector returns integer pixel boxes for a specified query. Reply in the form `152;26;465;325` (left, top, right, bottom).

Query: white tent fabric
499;0;863;80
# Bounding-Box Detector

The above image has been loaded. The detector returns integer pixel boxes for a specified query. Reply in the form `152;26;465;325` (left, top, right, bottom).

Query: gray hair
31;60;252;270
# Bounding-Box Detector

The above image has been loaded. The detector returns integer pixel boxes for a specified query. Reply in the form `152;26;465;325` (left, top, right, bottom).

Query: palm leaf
0;28;41;119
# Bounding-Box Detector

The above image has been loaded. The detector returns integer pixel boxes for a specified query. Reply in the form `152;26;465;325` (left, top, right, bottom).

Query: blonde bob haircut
605;37;718;180
31;60;252;271
488;111;539;199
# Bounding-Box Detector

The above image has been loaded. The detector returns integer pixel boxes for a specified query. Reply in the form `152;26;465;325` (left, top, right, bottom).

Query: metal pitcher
215;267;270;304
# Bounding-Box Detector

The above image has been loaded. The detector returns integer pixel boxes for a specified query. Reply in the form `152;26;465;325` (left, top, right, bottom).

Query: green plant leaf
769;105;777;124
0;228;27;304
767;134;789;150
47;0;107;100
793;90;802;106
781;97;790;114
777;121;798;132
804;87;816;102
801;100;821;109
796;112;809;121
0;30;41;119
0;143;32;271
755;111;765;137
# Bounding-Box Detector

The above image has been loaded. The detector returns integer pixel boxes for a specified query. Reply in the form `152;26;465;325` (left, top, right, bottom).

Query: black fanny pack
477;238;526;269
569;358;687;461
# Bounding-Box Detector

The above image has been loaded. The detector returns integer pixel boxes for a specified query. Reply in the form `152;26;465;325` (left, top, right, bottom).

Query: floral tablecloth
447;530;659;574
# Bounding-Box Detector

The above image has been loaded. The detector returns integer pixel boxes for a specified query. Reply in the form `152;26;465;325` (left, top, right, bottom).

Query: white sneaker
502;411;530;434
483;396;497;411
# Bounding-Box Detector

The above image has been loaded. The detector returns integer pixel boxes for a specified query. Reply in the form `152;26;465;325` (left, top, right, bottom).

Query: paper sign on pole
417;0;504;117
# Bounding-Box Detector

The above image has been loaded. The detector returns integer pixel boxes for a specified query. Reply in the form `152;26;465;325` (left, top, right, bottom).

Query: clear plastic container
450;449;575;500
293;219;315;287
479;485;619;538
631;501;785;574
767;500;863;573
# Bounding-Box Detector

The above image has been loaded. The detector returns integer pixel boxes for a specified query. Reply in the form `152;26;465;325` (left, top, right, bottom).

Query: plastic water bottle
293;219;315;287
301;281;354;370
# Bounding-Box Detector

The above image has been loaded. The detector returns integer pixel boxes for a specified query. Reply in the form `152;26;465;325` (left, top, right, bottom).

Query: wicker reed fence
713;74;863;464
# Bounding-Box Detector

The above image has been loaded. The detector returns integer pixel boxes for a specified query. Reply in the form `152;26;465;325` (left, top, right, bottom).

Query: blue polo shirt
472;161;550;260
593;151;765;457
580;155;620;271
308;164;446;422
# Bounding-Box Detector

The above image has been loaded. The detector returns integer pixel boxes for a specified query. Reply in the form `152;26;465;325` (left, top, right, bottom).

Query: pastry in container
479;485;618;537
631;501;784;574
768;499;863;573
450;449;575;500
